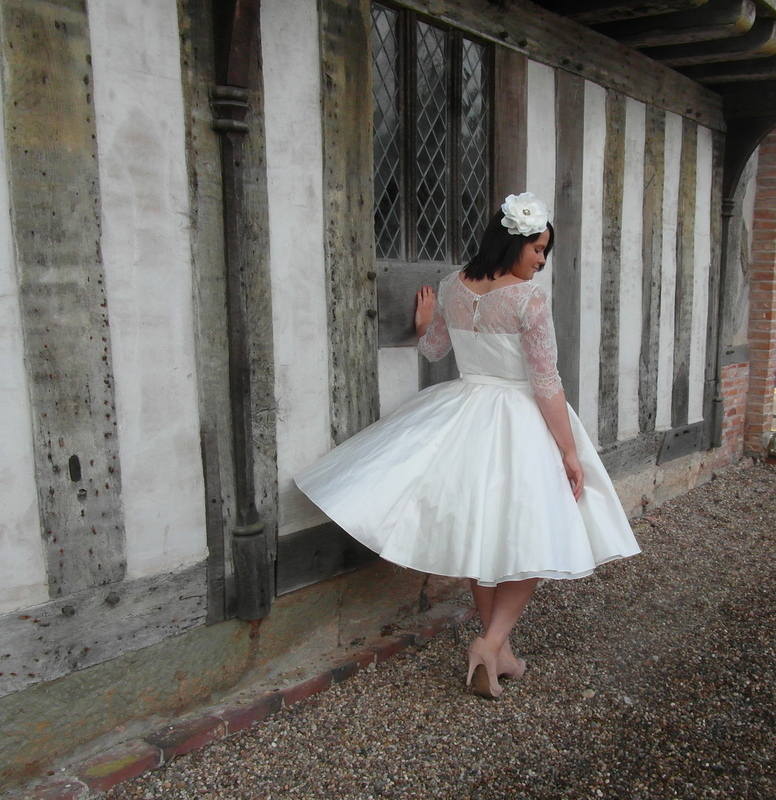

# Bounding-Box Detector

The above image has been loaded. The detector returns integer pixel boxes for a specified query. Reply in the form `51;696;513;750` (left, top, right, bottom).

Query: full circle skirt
295;376;641;585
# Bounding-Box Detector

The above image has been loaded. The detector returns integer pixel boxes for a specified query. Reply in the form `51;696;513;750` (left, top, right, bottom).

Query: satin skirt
295;375;641;586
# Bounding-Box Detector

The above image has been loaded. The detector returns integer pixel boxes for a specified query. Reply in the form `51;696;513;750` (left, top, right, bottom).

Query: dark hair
462;211;554;281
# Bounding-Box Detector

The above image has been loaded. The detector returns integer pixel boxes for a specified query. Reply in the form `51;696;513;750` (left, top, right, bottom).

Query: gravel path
106;461;775;800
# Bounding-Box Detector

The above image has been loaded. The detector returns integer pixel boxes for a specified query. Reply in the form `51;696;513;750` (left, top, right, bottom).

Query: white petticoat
295;373;641;586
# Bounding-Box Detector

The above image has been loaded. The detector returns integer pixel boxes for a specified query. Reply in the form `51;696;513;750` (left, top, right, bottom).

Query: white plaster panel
89;0;208;578
0;90;48;613
734;149;759;346
262;0;330;537
617;98;646;441
688;125;713;423
656;112;683;430
578;80;606;448
525;60;556;297
379;348;420;417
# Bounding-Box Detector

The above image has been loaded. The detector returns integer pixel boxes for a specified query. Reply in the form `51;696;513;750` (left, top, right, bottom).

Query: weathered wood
540;1;709;25
320;0;380;443
0;0;126;597
391;0;724;130
595;0;756;48
599;431;663;478
553;70;584;412
378;263;458;346
492;47;527;206
0;562;207;697
643;18;776;65
598;91;627;446
702;130;725;449
276;523;376;596
639;106;666;433
656;421;705;463
177;0;236;625
681;54;776;82
671;117;697;428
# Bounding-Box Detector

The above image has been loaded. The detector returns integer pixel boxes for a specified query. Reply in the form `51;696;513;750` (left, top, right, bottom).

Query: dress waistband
460;373;531;388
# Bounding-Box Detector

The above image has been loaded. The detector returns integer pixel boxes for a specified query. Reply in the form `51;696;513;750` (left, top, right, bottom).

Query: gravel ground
106;461;775;800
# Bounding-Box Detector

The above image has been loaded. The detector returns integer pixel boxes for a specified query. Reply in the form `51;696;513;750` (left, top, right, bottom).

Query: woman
296;193;640;699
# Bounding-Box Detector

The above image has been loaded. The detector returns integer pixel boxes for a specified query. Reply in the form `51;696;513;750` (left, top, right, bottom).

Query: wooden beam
595;0;756;48
538;1;709;25
680;54;776;81
492;47;527;208
320;0;380;442
391;0;724;130
642;18;776;65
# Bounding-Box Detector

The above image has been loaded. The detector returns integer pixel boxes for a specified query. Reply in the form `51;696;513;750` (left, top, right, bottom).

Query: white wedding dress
295;271;641;586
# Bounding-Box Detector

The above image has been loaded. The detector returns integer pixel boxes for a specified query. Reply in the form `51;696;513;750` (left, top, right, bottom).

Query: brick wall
716;361;750;464
744;130;776;456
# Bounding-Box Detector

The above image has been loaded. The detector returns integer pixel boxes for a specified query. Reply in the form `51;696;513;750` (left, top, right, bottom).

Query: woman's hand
563;451;584;501
415;285;436;337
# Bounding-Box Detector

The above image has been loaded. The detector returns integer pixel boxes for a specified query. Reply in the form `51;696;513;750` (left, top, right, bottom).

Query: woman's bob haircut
462;210;554;281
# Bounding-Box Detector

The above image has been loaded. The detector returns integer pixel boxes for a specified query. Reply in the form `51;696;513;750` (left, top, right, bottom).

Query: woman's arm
520;289;584;500
415;284;452;361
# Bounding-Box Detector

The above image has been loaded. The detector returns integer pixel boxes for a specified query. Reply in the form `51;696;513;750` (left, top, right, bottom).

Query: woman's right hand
415;285;436;337
563;451;584;501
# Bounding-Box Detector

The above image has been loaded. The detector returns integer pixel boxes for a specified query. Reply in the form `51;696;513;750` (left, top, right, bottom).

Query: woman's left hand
415;285;436;337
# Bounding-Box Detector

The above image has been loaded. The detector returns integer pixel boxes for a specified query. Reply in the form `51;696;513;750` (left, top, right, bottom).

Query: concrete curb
9;606;474;799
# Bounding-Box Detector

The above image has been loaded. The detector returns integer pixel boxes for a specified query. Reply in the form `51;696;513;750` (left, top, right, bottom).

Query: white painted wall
262;0;330;537
89;0;208;578
688;125;713;423
617;98;646;441
379;348;420;416
734;148;759;347
0;88;48;614
578;80;606;447
525;59;556;297
656;112;683;430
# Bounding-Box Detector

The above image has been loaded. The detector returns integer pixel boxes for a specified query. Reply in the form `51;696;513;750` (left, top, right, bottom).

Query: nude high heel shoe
466;637;503;699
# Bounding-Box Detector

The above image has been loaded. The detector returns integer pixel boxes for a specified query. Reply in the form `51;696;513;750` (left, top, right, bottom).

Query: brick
372;634;415;663
280;671;332;707
145;716;226;761
213;692;282;734
75;740;160;794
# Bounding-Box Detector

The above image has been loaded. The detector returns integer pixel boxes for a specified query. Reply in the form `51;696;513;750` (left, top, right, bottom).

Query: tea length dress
295;271;641;586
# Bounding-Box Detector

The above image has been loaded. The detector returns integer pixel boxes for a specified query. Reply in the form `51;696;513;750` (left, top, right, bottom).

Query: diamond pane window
415;21;448;262
370;4;491;266
371;4;402;260
460;39;490;262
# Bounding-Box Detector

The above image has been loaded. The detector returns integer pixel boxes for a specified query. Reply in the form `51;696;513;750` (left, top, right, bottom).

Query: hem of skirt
293;476;641;587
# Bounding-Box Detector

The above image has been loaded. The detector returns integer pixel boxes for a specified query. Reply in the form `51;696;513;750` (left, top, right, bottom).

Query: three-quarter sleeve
417;286;452;362
519;288;564;399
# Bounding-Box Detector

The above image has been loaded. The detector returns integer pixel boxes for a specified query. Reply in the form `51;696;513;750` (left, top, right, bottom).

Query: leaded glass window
371;3;492;265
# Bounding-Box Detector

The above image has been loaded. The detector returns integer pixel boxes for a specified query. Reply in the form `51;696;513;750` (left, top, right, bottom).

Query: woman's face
511;229;550;280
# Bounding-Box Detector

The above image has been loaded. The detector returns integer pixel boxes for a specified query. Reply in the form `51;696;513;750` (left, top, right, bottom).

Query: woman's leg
481;578;539;652
469;579;525;676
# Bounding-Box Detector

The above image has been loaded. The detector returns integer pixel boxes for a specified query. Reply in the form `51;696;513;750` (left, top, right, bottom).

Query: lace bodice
417;271;563;399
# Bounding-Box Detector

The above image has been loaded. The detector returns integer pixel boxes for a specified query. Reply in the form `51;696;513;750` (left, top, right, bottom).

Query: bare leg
469;579;529;678
482;578;539;653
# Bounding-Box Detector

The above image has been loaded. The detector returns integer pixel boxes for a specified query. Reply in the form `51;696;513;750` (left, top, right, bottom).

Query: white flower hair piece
500;192;549;237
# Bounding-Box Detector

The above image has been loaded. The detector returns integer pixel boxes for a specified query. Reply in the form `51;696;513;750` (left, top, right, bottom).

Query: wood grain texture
702;130;725;448
553;69;584;412
639;105;666;433
0;562;207;697
320;0;380;443
389;0;724;129
598;91;627;446
0;0;125;597
671;117;697;428
492;46;527;206
177;0;235;624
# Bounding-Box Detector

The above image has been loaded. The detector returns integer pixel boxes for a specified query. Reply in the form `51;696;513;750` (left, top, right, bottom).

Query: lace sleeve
417;281;452;362
519;287;564;399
